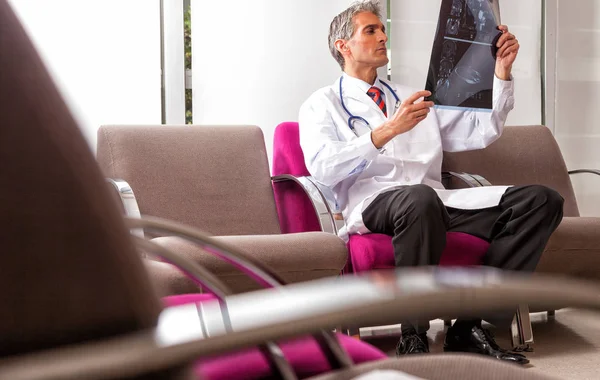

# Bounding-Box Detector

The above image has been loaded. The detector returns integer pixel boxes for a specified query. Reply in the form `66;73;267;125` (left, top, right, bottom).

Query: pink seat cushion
162;294;387;380
348;232;490;272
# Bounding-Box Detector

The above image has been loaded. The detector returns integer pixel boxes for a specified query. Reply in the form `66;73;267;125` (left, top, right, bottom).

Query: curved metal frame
133;237;232;301
569;169;600;177
106;178;144;238
126;216;353;373
304;176;347;231
442;171;487;188
134;225;298;378
512;305;534;352
272;174;339;234
467;173;492;186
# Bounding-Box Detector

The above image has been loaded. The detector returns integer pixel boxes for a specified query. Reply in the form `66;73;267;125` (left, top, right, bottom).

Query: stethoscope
339;75;401;137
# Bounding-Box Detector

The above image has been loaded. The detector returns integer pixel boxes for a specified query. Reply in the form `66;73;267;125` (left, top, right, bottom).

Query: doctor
299;0;563;365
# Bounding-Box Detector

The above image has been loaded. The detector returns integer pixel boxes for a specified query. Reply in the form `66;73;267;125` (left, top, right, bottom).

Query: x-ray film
425;0;502;110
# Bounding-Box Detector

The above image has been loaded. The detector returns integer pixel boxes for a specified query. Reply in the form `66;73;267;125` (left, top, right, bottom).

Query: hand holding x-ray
371;91;434;148
494;24;520;80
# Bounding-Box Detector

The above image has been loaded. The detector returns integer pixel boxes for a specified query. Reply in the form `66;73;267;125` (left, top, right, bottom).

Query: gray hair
328;0;383;69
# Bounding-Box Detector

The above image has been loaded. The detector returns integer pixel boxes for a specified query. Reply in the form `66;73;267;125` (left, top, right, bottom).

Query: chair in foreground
271;121;531;348
0;2;389;378
0;0;184;376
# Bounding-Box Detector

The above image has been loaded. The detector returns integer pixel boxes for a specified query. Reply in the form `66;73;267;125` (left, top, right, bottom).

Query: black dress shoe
396;331;429;356
480;328;529;358
444;325;530;365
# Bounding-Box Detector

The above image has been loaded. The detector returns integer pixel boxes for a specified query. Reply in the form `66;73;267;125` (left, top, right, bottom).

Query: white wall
163;0;186;124
390;0;542;126
8;0;162;151
190;0;386;162
553;0;600;216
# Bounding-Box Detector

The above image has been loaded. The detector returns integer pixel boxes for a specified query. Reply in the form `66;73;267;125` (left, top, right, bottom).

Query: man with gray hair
299;0;563;365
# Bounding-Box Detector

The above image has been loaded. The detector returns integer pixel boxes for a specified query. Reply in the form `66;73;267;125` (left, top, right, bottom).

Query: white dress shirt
299;73;515;237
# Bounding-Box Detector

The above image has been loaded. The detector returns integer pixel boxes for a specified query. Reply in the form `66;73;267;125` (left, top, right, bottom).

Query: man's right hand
371;90;434;149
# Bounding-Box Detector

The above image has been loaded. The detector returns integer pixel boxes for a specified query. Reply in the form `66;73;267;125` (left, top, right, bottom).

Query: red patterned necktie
367;86;387;117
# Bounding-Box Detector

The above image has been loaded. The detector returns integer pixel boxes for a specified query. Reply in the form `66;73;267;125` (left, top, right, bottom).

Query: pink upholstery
162;293;217;306
272;122;490;271
163;294;387;380
272;122;322;233
272;122;311;177
348;232;490;272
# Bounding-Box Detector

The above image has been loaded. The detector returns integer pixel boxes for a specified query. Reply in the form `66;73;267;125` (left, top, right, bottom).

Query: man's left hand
495;25;519;80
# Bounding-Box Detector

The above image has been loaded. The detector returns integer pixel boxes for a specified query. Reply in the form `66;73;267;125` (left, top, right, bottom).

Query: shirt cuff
493;74;515;98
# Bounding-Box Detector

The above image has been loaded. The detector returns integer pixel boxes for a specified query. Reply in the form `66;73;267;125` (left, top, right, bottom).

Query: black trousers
362;184;564;333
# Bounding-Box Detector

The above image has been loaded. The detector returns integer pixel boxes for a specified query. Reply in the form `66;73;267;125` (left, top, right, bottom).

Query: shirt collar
342;72;384;95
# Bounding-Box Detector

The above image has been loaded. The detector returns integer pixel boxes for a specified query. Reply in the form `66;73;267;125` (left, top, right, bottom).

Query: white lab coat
298;73;515;237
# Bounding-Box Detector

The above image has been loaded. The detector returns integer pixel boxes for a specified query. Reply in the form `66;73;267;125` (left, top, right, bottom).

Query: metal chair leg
341;327;360;338
510;305;534;352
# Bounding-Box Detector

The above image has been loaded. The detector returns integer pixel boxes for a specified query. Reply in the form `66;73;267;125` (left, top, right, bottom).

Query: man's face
343;11;389;69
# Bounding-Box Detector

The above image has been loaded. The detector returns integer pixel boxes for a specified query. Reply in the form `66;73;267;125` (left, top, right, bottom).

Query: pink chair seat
272;121;491;273
163;294;387;380
348;232;490;273
272;122;322;234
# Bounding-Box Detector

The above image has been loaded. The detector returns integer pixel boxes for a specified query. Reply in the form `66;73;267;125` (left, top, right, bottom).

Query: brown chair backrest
0;0;163;360
443;125;579;217
97;125;282;236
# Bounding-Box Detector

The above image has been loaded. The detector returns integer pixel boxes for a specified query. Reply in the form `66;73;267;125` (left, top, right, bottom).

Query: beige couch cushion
153;232;348;293
538;217;600;279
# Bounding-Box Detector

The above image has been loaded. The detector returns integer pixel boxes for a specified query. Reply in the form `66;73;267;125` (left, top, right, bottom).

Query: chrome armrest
468;173;492;186
442;171;490;188
106;178;144;238
132;220;305;378
272;174;341;234
127;216;352;372
569;169;600;177
305;177;346;232
133;236;232;300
